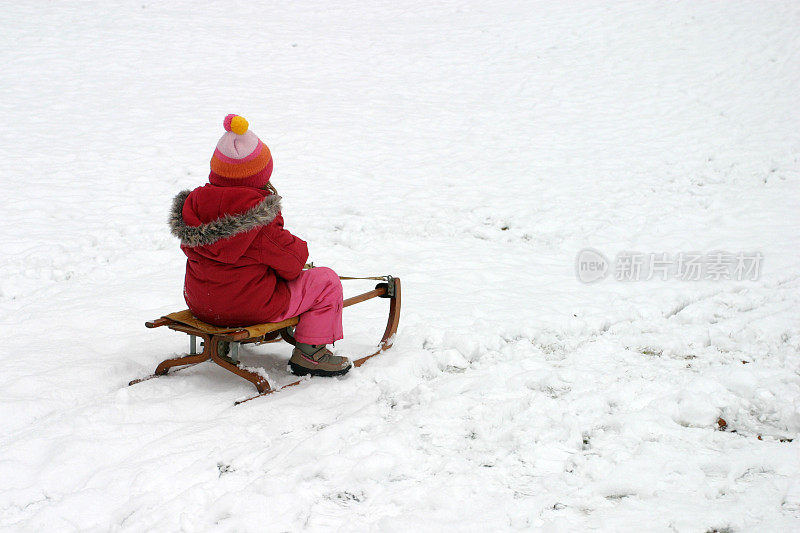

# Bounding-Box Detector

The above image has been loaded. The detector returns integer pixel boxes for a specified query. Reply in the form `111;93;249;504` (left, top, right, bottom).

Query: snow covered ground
1;0;799;531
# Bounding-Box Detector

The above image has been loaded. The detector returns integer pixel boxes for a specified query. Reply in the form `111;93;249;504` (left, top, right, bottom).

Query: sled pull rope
304;263;389;282
338;275;389;281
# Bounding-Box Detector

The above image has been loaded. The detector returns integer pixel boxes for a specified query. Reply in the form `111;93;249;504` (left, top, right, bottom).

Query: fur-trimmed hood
169;189;282;247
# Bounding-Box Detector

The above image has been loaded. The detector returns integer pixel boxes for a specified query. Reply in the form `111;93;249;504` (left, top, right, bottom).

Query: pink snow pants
273;267;343;345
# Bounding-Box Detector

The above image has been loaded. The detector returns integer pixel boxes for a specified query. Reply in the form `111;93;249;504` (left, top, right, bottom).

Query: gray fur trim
169;189;282;247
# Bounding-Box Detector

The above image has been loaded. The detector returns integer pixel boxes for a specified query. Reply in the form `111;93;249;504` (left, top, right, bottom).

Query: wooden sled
130;276;400;404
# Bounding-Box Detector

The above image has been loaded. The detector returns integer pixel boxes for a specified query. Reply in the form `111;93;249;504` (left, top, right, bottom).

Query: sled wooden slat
151;309;301;340
131;277;401;403
343;288;386;308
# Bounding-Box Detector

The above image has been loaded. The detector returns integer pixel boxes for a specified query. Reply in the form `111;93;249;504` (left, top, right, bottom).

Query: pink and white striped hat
209;114;273;188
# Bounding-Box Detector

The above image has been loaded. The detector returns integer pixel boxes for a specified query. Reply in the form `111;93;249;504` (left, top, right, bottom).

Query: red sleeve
254;214;309;280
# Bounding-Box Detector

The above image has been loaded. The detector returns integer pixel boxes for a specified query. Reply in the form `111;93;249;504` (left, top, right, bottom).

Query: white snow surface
1;1;800;531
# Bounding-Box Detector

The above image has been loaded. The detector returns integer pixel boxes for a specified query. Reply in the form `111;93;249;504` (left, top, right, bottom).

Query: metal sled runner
130;276;400;403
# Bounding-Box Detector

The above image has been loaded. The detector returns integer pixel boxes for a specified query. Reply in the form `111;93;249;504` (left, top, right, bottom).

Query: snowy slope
1;0;799;531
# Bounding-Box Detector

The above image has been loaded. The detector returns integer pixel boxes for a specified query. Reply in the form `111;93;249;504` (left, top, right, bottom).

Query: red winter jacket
169;184;309;326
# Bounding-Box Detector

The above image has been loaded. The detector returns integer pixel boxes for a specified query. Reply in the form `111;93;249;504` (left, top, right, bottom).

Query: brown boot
289;345;351;377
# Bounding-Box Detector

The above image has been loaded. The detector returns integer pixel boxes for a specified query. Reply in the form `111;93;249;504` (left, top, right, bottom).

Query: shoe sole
289;361;352;377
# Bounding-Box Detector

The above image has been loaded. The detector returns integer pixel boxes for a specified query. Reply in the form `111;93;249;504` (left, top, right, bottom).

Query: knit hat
209;114;273;188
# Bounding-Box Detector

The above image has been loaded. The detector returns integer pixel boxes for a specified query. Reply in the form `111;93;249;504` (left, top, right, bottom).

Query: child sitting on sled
168;114;350;376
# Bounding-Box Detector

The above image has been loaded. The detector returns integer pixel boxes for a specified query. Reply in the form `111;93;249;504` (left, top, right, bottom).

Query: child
168;114;351;376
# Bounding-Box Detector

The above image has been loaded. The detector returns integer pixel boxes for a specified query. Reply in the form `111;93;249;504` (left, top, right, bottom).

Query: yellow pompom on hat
210;114;273;187
227;114;249;135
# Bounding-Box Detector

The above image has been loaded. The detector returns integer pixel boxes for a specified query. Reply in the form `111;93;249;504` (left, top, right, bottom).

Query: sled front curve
130;276;401;401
